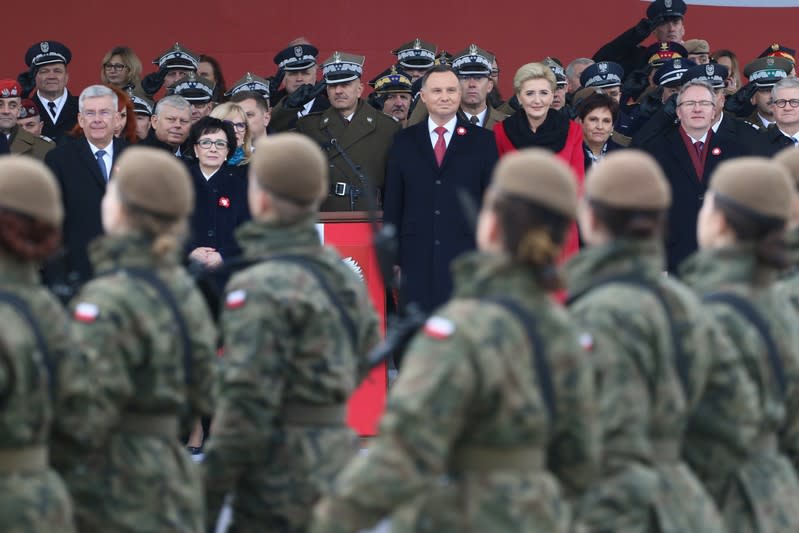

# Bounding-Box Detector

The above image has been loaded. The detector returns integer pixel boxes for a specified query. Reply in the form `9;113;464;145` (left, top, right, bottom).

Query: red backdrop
3;1;798;99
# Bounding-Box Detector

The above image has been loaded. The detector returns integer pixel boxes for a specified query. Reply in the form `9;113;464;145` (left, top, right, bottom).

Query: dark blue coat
186;162;250;261
383;119;498;313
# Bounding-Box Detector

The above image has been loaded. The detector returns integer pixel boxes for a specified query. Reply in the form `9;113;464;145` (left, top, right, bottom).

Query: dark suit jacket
383;119;498;313
761;124;796;156
640;121;748;273
186;162;251;260
43;136;128;288
0;133;7;154
34;91;79;142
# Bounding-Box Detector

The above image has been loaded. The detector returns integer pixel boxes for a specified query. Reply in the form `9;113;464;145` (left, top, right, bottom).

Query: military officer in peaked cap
270;41;330;132
542;57;570;112
759;43;796;75
743;56;793;129
141;42;200;97
368;66;413;127
296;51;400;211
227;74;272;144
0;80;53;160
226;72;271;100
593;0;688;78
169;72;215;124
392;38;437;83
581;61;625;103
409;44;508;129
22;40;78;141
128;89;155;140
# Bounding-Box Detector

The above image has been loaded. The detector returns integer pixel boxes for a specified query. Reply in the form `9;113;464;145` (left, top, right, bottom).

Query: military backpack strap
566;273;691;399
485;298;556;422
703;291;786;399
101;268;193;386
0;290;52;400
267;254;359;351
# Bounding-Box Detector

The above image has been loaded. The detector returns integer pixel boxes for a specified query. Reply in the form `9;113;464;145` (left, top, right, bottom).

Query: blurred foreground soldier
393;38;437;83
0;80;53;160
140;94;191;155
270;42;329;131
170;72;215;124
62;147;217;532
593;0;687;78
309;149;599;533
141;42;200;96
775;148;799;303
297;52;400;211
567;151;733;532
762;77;799;155
685;39;711;64
0;157;76;531
129;89;154;140
368;66;413;127
203;133;380;533
24;40;79;141
680;157;799;531
742;56;792;129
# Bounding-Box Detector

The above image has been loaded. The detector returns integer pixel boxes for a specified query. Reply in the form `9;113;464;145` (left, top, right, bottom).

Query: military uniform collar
0;252;39;286
235;215;321;259
680;245;778;290
450;251;548;301
564;239;664;297
89;232;178;273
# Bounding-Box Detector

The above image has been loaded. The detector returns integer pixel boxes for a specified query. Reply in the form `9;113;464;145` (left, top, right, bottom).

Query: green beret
586;150;671;210
774;147;799;190
250;133;327;206
0;156;62;226
113;147;194;218
710;157;793;221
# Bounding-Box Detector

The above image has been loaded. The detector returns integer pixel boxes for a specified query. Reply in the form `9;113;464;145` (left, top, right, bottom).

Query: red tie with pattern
694;141;704;158
434;126;447;167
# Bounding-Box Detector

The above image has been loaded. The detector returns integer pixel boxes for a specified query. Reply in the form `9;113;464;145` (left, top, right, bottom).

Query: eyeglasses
103;63;129;72
774;99;799;108
82;110;114;119
224;120;247;132
678;100;714;108
196;139;228;149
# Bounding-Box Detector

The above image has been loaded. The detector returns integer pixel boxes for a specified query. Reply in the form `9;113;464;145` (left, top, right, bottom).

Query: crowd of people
2;0;799;530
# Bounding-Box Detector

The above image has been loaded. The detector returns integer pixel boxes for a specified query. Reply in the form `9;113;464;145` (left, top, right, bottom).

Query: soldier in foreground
0;156;76;531
680;157;799;531
565;151;735;532
60;147;217;532
309;149;599;533
203;133;380;532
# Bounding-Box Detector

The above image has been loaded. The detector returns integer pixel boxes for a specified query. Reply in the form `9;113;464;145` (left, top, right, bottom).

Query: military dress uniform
60;149;217;533
270;43;330;132
23;40;79;142
309;150;599;533
0;80;53;160
296;52;401;211
565;152;729;533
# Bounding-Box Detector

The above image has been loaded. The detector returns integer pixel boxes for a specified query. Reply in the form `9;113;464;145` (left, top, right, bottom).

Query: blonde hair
100;46;142;87
513;62;557;94
211;102;252;164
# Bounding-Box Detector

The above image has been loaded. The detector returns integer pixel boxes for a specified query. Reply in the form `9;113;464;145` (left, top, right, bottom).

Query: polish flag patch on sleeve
423;316;455;340
74;302;99;323
579;332;594;352
225;289;247;309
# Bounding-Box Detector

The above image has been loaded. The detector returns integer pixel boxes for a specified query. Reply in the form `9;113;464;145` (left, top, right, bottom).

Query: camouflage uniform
565;239;730;533
202;215;380;533
681;246;799;532
59;233;218;533
0;257;77;532
309;251;600;533
779;227;799;312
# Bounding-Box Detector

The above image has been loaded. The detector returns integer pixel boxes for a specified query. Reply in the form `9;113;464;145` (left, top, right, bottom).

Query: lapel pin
456;126;466;136
218;196;231;208
366;116;373;123
711;147;721;156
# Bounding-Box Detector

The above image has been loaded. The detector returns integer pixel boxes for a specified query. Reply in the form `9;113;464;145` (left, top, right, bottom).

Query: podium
317;212;386;436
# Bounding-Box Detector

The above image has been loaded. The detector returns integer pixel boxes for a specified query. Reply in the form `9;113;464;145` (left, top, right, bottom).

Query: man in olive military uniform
297;52;400;211
743;56;792;129
368;66;413;127
408;44;508;129
0;80;53;160
203;133;380;533
270;41;330;132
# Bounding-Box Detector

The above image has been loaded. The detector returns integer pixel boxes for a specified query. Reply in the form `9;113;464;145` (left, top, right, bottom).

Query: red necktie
434;126;447;167
694;141;704;158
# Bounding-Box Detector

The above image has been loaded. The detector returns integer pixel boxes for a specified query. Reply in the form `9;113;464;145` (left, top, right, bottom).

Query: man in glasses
22;40;79;142
169;72;216;124
763;77;799;155
639;79;740;272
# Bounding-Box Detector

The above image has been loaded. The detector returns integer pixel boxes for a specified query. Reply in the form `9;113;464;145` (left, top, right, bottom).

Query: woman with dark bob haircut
575;90;622;172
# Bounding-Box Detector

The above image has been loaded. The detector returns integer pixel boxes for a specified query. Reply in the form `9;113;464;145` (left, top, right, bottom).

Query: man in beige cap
203;133;380;533
685;39;710;65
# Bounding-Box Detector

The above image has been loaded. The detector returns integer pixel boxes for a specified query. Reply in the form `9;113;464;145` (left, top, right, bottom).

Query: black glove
285;80;326;109
637;87;664;119
267;69;285;99
634;17;657;38
141;66;169;96
367;92;387;112
17;66;37;98
662;93;678;121
724;82;758;118
621;68;651;103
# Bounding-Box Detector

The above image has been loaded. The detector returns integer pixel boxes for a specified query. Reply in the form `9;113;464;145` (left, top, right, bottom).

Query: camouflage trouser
0;469;76;533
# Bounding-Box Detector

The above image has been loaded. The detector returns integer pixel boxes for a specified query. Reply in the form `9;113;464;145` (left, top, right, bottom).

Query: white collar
428;115;458;135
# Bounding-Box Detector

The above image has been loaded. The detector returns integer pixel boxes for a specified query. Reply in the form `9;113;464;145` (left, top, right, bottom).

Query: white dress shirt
427;115;458;150
37;90;68;123
465;107;488;127
88;140;114;179
296;98;316;118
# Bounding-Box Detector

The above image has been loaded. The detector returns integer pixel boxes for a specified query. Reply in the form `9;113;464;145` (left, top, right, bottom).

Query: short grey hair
154;95;191;115
566;58;594;83
677;79;715;104
79;85;118;112
772;76;799;101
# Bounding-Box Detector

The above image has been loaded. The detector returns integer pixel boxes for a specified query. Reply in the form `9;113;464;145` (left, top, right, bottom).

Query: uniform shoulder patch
225;289;247;309
423;316;455;340
743;120;759;130
74;302;99;323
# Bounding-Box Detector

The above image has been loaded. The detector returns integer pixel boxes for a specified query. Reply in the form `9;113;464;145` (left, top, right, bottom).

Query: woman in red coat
494;62;585;261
